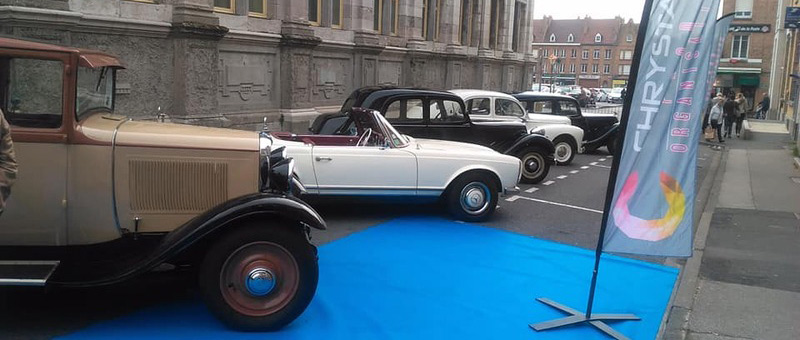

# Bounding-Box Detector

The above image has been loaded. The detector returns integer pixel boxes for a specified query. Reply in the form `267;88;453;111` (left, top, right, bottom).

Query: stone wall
0;0;535;132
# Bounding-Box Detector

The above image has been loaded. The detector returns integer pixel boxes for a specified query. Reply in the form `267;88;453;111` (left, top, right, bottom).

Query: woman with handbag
734;93;746;138
706;100;724;143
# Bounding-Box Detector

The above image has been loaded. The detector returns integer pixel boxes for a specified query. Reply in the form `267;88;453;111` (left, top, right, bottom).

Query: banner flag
602;0;722;257
702;14;735;107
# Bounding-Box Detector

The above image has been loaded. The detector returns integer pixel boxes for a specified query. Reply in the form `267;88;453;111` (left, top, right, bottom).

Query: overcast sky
533;0;647;22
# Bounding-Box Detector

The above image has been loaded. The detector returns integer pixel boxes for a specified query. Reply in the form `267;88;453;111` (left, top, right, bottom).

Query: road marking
592;164;612;169
590;162;598;165
542;180;555;186
525;187;539;193
509;195;603;214
557;175;568;179
599;158;607;161
570;170;579;174
581;166;590;169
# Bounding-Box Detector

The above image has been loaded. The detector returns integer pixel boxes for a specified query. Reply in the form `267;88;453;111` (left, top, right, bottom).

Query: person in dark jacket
722;94;736;138
757;93;770;119
0;109;17;216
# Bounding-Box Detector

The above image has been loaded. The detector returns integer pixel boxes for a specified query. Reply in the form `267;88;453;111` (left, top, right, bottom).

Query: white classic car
449;89;585;165
271;108;521;221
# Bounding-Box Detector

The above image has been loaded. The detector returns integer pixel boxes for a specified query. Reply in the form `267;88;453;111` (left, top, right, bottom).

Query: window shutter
735;0;753;12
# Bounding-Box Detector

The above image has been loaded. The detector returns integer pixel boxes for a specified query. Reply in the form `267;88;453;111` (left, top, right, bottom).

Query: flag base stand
530;298;640;340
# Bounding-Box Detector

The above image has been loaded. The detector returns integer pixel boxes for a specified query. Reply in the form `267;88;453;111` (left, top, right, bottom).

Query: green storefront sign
736;74;760;86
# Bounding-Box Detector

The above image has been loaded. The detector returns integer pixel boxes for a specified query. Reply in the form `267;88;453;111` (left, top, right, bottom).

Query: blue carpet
60;217;678;339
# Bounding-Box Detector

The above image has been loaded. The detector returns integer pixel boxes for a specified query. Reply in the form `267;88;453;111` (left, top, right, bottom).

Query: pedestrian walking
722;93;736;138
734;93;746;138
707;99;724;143
0;109;17;216
757;93;770;119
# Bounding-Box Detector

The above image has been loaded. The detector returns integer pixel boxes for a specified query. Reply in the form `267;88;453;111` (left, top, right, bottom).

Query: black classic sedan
311;86;555;183
513;92;620;155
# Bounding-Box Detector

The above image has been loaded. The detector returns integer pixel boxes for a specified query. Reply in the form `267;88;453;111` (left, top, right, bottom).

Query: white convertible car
271;108;521;221
449;89;585;165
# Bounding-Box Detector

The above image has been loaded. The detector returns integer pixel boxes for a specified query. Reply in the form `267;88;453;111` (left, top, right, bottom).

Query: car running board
0;261;60;286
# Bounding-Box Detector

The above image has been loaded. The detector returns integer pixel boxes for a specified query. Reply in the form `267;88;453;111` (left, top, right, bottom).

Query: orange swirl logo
611;171;687;241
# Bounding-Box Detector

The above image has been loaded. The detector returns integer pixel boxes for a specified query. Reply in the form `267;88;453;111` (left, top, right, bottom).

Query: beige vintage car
0;37;325;331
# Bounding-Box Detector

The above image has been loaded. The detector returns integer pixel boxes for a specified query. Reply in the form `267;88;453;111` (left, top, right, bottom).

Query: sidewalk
671;121;800;340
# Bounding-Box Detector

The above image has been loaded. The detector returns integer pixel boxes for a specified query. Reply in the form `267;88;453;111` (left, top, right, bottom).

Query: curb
657;145;727;340
794;157;800;169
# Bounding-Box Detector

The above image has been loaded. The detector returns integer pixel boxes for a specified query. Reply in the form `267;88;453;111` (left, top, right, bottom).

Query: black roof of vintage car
344;86;464;111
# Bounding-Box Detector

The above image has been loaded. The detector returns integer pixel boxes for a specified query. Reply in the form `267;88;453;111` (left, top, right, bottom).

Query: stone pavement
666;120;800;340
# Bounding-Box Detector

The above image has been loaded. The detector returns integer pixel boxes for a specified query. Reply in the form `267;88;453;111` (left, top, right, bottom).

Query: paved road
0;145;720;339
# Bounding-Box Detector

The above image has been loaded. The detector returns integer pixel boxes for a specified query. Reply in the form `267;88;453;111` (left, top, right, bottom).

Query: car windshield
373;111;409;147
76;66;115;120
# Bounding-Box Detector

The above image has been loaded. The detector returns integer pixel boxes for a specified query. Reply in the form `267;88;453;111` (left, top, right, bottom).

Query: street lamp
548;54;561;93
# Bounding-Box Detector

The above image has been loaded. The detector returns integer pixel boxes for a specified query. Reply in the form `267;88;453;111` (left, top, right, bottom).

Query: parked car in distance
278;108;521;221
513;91;620;155
317;86;555;183
0;37;325;331
449;89;584;165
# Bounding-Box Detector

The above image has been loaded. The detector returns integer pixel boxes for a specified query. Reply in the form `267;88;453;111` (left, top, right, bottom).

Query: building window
489;0;504;49
543;49;549;57
731;35;749;59
559;63;565;73
308;0;321;24
581;64;587;73
595;33;602;43
582;50;589;59
592;64;599;74
604;64;610;74
570;64;575;73
248;0;267;17
549;34;556;42
460;0;473;45
605;49;612;59
620;50;633;60
626;34;633;42
734;0;753;19
376;0;399;34
331;0;343;27
618;64;631;75
560;49;566;57
593;49;600;59
214;0;235;14
571;49;576;58
422;0;442;41
567;34;574;42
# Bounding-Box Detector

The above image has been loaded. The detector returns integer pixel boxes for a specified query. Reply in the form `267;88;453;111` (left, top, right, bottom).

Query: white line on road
508;195;603;214
570;170;580;174
592;164;612;169
581;166;590;169
599;158;607;161
542;180;555;186
590;162;598;165
525;187;539;193
557;175;568;179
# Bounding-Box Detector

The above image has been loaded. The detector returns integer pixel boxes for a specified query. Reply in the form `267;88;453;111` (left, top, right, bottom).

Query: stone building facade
531;16;638;89
716;0;778;115
0;0;536;131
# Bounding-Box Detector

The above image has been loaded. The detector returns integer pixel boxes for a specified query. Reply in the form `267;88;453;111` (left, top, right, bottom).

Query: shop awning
717;67;761;74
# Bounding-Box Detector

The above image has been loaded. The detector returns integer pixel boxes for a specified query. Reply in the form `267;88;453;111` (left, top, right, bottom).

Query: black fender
52;193;325;287
503;134;556;164
584;123;620;150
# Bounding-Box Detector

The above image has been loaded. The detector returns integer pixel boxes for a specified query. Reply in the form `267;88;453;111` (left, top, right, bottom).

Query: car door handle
315;156;332;162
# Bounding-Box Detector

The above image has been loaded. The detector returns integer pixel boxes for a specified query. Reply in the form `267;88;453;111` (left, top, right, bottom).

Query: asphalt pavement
0;143;719;339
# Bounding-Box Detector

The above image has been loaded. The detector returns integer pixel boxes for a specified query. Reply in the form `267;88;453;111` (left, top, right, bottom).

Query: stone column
170;0;228;126
278;0;322;132
477;0;493;56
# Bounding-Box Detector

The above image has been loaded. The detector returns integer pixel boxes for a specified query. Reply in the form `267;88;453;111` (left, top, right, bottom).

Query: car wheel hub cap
460;182;490;215
526;159;540;173
245;268;276;296
555;143;571;161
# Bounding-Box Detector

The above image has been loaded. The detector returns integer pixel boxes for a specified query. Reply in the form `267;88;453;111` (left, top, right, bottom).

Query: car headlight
531;128;546;136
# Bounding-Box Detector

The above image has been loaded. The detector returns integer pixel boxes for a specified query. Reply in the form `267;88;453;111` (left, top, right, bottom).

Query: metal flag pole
529;0;655;338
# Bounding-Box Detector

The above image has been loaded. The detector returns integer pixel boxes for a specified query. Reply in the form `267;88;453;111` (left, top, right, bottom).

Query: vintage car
0;38;325;331
275;108;521;222
513;91;620;155
312;87;554;184
449;89;585;165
